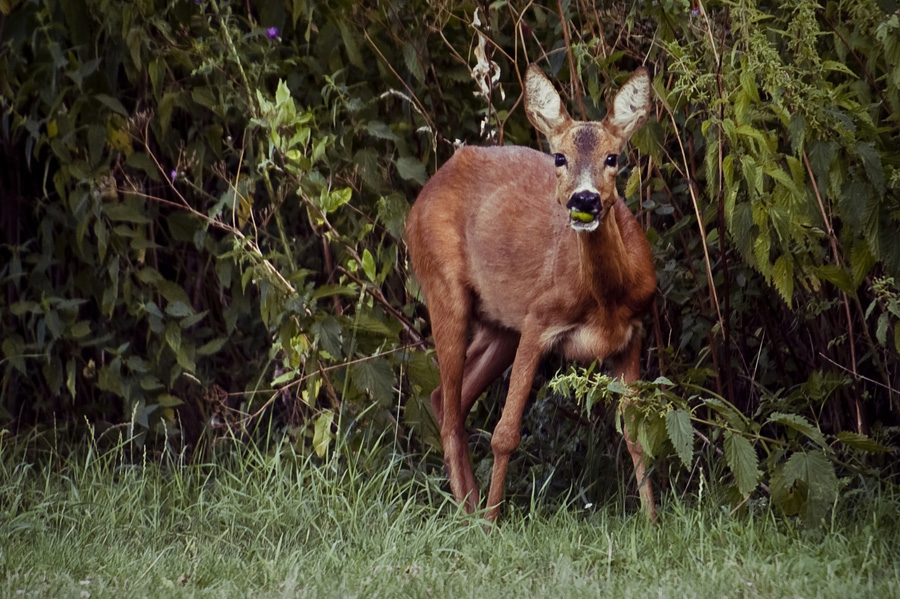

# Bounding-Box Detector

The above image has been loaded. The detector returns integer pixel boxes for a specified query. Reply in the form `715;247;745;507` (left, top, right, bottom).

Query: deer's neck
576;210;648;312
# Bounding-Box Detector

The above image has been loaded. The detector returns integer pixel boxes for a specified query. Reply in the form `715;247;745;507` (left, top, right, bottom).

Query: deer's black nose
566;190;601;214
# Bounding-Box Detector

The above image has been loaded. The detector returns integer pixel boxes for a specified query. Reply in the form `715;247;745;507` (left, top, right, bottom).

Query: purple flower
266;26;279;39
169;169;177;181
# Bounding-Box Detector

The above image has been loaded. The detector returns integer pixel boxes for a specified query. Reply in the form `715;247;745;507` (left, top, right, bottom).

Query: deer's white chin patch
570;217;600;232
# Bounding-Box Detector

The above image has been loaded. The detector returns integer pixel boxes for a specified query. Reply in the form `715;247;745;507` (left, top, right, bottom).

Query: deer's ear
524;65;572;141
606;68;652;141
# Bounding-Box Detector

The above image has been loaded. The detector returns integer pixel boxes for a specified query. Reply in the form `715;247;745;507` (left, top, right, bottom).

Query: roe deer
405;64;656;522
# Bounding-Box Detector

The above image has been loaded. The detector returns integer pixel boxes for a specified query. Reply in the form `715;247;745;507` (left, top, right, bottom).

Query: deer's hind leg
422;272;482;512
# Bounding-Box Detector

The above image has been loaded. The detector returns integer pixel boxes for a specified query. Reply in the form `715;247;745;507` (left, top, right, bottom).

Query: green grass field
2;435;898;599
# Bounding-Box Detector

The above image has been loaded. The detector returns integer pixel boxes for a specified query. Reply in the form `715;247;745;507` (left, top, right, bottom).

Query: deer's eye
554;154;567;168
605;154;618;168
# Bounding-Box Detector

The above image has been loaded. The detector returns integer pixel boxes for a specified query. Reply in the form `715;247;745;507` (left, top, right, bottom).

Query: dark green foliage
1;0;898;523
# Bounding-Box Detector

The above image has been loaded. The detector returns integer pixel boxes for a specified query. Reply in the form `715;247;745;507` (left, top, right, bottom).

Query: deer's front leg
611;334;657;522
485;329;543;522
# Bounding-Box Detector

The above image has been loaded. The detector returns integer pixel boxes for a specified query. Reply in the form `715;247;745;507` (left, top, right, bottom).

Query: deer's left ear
606;68;651;141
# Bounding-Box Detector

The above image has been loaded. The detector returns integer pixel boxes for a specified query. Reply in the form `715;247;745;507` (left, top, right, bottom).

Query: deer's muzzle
566;190;603;232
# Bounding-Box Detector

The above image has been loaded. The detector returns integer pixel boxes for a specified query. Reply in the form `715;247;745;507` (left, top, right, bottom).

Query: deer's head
524;65;651;232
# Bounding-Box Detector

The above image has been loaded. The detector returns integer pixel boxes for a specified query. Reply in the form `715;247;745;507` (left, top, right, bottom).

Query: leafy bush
1;0;898;521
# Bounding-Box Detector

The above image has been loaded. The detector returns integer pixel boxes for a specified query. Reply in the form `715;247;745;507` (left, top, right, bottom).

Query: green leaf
822;60;857;76
2;335;26;374
395;156;427;185
724;431;759;498
271;369;297;386
366;121;397;141
403;42;425;83
319;187;352;213
772;255;794;305
197;337;227;356
813;265;854;293
104;202;151;224
165;301;194;318
665;409;693;468
69;321;91;339
313;411;335;458
66;358;77;400
165;321;181;353
767;412;827;448
157;393;183;407
349;357;394;405
876;313;889;346
854;142;884;192
125;152;161;182
310;316;342;358
835;431;892;453
635;412;667;459
338;20;364;69
95;93;128;116
361;249;377;282
783;450;838;525
624;165;642;199
311;284;357;300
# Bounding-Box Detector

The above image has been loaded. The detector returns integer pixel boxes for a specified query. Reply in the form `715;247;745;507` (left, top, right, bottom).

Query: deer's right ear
524;65;572;140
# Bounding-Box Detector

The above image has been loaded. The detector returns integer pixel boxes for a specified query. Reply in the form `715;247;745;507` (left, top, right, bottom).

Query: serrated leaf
636;413;666;459
176;345;196;372
395;156;427;185
772;255;794;305
665;409;693;468
724;431;759;498
836;431;892;453
352;312;398;337
849;239;876;287
783;450;838;525
403;42;425;83
767;412;827;448
366;121;397;141
822;60;857;76
165;301;194;318
876;313;890;346
349;357;394;405
854;141;884;192
310;316;342;358
338;20;363;69
624;166;641;198
313;411;335;458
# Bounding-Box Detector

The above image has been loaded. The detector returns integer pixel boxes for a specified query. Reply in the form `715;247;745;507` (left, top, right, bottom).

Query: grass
1;434;898;599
